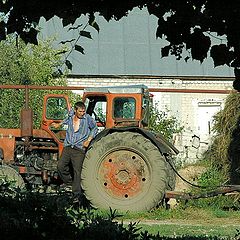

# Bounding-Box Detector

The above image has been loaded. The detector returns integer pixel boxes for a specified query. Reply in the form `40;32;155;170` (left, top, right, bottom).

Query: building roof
84;84;148;94
39;7;234;77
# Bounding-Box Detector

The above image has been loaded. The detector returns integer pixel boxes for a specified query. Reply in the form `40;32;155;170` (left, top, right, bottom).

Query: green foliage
1;182;238;240
0;36;78;129
197;166;226;190
67;208;145;240
0;192;77;240
149;104;184;142
185;194;240;213
181;163;240;211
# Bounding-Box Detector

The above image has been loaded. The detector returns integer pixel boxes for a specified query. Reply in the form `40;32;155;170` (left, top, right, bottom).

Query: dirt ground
167;165;207;208
174;165;207;192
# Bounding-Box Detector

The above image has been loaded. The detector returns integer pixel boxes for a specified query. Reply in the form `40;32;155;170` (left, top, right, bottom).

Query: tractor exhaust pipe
20;84;33;149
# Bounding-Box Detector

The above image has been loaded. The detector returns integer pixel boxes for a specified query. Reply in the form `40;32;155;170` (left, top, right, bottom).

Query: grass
111;206;240;221
1;187;240;239
138;223;239;238
103;201;240;238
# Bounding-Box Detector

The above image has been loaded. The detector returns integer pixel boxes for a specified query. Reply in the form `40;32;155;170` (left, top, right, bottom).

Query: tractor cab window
46;97;68;120
85;96;107;128
46;97;68;141
113;97;136;119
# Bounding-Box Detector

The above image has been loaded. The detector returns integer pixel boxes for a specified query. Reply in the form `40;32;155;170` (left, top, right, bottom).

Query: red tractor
0;84;178;211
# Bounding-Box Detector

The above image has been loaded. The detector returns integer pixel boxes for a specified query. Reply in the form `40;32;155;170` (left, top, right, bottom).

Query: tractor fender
91;127;179;156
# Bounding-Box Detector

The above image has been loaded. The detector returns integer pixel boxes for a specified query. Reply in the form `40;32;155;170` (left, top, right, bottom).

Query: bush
1;187;237;240
0;36;78;129
0;192;77;240
149;105;183;142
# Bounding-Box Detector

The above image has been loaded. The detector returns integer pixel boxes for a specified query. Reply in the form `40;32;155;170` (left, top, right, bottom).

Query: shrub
149;105;183;142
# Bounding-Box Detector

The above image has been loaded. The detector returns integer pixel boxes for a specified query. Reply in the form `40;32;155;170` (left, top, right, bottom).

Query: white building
39;7;234;164
67;75;233;164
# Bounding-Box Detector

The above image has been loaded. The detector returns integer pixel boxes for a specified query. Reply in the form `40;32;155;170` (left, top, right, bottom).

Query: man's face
75;107;86;118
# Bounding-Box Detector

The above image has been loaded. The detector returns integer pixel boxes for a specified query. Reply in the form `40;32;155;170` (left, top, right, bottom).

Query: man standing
52;101;98;203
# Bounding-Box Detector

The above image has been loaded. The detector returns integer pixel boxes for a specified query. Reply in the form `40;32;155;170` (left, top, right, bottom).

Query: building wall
67;75;234;164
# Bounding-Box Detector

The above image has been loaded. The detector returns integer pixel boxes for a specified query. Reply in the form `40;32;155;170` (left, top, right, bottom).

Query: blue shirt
62;109;98;150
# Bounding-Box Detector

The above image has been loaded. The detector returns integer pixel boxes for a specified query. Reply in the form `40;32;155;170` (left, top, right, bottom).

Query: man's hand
51;122;62;129
83;138;92;148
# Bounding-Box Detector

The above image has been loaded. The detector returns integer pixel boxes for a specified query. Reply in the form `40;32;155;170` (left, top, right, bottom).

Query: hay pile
207;92;240;184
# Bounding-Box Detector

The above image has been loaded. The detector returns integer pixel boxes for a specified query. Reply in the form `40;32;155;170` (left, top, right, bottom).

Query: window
86;96;107;128
113;97;136;119
46;97;68;120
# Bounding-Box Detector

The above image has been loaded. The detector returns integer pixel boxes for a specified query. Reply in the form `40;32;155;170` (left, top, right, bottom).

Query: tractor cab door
41;94;70;150
84;95;107;131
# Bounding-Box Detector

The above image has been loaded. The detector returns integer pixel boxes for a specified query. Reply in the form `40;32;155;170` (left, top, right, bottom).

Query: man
52;101;98;203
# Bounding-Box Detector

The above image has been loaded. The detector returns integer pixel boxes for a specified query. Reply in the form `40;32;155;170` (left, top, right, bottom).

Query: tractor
0;84;178;211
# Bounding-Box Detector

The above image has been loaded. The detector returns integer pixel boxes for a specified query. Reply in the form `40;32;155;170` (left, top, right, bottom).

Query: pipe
0;84;234;94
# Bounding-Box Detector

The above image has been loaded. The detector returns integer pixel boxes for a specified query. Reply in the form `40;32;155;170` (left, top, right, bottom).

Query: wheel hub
115;169;130;184
99;149;149;199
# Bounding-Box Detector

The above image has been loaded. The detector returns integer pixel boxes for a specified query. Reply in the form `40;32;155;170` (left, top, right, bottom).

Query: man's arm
51;122;62;129
51;108;74;129
83;115;98;148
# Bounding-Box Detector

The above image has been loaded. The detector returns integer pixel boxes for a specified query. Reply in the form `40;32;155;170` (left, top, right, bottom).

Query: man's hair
74;101;86;110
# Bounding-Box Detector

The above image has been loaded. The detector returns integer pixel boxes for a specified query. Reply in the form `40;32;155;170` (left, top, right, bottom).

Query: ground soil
174;165;207;192
167;165;207;207
134;165;240;229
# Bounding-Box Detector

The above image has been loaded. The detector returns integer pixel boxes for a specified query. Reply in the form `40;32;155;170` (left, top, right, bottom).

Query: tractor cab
40;85;151;154
82;85;151;129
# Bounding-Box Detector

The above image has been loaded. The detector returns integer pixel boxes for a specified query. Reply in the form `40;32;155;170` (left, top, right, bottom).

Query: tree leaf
65;60;72;70
161;45;171;58
80;30;92;39
55;50;68;55
0;21;6;41
68;24;83;31
21;27;38;45
88;13;95;26
88;14;100;32
210;44;234;67
188;29;211;63
91;21;99;32
184;56;190;62
59;39;76;44
75;44;85;54
0;37;77;128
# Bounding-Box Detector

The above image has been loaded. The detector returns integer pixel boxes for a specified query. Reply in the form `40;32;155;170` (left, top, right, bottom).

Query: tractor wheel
0;165;25;190
81;132;169;211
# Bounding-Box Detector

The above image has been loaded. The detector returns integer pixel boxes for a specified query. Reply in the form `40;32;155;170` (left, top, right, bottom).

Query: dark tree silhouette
1;1;240;87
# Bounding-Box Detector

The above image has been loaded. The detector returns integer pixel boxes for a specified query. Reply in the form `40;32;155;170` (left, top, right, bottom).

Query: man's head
74;101;86;118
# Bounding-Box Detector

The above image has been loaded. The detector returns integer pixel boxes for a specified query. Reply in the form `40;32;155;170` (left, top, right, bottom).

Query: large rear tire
81;132;169;211
0;165;25;189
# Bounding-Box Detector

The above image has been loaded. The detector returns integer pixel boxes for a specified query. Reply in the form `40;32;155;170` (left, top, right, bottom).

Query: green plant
0;36;78;129
197;166;226;190
149;104;184;142
0;192;77;240
1;180;240;240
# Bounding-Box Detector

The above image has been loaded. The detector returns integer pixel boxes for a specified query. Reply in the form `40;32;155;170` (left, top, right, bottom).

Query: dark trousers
57;146;85;196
